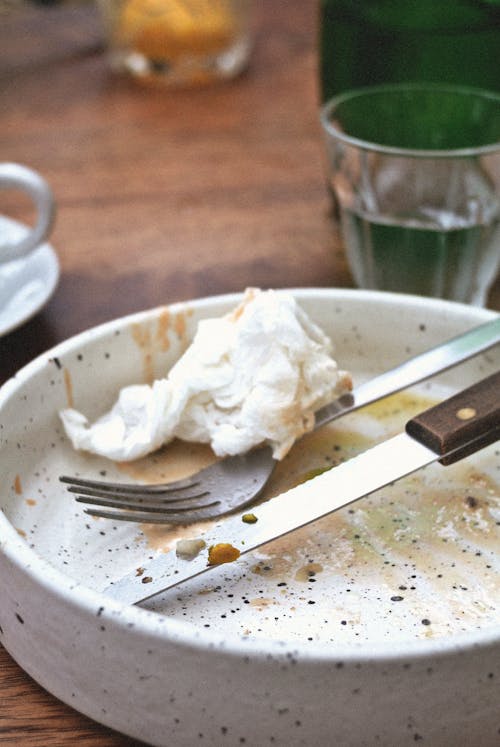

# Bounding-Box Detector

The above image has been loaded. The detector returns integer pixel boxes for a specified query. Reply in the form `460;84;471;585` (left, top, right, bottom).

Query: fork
60;317;500;524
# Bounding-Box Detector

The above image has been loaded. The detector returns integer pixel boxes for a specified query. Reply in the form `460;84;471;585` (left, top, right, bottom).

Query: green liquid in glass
320;0;500;101
340;207;500;304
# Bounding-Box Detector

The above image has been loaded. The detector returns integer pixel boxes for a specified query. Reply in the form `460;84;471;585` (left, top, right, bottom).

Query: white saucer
0;216;60;337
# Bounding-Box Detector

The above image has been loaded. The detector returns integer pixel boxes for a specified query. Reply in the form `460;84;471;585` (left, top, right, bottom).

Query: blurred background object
0;0;103;71
97;0;254;86
0;0;89;11
319;0;500;102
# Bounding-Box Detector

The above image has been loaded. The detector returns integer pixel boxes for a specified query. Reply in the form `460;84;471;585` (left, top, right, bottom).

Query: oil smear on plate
115;389;500;647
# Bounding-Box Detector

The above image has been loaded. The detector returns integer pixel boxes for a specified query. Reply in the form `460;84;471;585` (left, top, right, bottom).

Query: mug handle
0;163;55;263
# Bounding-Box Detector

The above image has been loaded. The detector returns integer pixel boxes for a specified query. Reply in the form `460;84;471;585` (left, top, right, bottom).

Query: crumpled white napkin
60;288;352;462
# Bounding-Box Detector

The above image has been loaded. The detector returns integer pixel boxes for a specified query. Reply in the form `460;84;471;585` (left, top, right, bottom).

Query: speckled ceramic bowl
0;289;499;747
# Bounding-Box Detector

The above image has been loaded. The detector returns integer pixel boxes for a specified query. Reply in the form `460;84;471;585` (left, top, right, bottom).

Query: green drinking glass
320;84;500;306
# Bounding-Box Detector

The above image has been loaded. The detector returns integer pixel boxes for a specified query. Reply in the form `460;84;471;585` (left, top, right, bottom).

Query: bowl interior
1;289;498;653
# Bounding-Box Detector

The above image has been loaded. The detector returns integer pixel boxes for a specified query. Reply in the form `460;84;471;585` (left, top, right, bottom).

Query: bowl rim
1;287;498;664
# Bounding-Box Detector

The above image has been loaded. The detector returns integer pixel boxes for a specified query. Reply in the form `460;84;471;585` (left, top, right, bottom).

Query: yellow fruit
117;0;237;61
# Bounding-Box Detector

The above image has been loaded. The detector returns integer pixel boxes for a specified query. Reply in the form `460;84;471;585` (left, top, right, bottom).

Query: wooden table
0;2;499;744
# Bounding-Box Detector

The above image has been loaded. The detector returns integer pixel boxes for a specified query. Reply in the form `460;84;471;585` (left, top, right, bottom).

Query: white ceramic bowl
0;289;499;746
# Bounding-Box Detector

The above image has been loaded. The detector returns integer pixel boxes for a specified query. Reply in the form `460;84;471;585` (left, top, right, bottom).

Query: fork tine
67;485;210;504
60;444;275;524
75;494;219;512
59;474;199;494
82;507;218;524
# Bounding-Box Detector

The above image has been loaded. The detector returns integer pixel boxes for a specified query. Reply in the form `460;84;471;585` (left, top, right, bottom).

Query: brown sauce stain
228;289;256;322
130;308;193;382
197;586;218;596
156;307;171;352
174;311;187;340
295;562;324;582
64;368;74;408
116;439;216;484
131;322;155;383
13;475;22;495
229;303;245;323
249;597;275;609
25;498;37;507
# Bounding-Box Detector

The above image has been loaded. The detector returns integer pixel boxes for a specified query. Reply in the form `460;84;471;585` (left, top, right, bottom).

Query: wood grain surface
0;1;499;744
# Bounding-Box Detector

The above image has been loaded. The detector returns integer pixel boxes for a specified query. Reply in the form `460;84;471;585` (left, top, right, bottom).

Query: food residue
242;513;258;524
64;367;74;408
207;543;241;566
176;538;206;560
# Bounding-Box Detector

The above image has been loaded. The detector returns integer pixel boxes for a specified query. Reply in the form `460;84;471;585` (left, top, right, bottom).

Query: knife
104;371;500;606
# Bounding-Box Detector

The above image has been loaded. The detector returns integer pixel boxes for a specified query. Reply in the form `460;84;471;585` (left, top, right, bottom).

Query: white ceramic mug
0;163;55;264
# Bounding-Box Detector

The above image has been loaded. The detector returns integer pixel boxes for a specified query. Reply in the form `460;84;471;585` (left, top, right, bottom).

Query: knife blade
313;316;500;430
104;371;500;606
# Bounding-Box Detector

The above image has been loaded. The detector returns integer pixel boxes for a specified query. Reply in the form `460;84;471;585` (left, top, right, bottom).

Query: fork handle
406;371;500;465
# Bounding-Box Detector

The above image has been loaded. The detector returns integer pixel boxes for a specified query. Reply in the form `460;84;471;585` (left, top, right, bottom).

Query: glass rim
320;83;500;158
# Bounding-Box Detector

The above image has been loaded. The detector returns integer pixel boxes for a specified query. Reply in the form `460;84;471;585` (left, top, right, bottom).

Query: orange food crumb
207;542;240;566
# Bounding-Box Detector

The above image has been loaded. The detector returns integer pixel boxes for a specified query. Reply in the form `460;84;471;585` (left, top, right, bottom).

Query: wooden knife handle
406;371;500;465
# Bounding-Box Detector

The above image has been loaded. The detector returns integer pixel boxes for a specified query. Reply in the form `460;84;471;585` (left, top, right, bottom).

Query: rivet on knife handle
406;371;500;465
